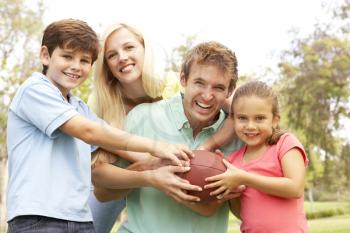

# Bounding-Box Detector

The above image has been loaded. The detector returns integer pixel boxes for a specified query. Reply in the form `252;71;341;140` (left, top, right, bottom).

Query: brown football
178;150;227;203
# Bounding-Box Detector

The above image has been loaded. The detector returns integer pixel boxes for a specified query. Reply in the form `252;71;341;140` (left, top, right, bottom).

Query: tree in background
0;0;44;230
277;0;350;201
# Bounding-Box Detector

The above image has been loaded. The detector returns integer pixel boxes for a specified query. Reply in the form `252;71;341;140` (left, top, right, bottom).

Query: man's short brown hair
41;19;100;74
181;41;238;92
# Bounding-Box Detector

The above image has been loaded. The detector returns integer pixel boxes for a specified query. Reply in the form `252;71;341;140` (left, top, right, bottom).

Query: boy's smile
40;46;93;99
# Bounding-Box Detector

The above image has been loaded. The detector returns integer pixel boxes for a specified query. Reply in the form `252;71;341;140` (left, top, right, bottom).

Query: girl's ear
272;115;280;129
40;46;50;66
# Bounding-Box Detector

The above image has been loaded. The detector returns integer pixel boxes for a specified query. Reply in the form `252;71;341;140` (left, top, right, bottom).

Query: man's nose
202;89;214;101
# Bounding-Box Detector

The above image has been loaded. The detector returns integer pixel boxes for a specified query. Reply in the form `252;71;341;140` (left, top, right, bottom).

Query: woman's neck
120;79;153;112
120;78;147;100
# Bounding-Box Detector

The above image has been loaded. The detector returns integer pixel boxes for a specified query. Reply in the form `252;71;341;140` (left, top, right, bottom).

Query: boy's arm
59;114;192;165
199;117;236;151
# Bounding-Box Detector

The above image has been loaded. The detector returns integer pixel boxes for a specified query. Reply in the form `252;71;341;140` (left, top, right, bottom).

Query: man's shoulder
127;98;168;118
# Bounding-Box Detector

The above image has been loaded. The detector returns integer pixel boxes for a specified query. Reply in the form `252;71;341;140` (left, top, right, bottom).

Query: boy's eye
126;45;134;50
62;54;72;59
256;116;265;121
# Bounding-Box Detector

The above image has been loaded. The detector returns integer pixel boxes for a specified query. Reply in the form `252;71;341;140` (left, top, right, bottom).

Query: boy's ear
40;46;50;66
180;72;187;87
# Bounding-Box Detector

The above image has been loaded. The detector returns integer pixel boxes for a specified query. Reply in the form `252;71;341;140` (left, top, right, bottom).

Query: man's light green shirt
118;93;242;233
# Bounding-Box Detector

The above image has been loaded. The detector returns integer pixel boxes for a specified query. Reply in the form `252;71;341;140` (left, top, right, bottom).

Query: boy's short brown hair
41;19;100;74
180;41;238;92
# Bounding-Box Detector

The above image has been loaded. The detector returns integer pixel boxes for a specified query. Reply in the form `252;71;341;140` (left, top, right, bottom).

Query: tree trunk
0;148;8;232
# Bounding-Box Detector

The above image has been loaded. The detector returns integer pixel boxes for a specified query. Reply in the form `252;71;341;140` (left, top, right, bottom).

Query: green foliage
71;72;93;103
165;34;198;72
0;0;44;158
277;0;350;197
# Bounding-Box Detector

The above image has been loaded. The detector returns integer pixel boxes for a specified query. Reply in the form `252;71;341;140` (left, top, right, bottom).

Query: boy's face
180;62;232;132
40;46;93;98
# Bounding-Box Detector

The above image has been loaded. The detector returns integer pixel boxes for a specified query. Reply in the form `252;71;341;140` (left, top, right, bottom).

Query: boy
6;19;191;233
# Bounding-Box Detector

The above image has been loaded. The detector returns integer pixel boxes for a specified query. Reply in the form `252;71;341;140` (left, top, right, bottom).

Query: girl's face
233;95;279;149
104;28;145;85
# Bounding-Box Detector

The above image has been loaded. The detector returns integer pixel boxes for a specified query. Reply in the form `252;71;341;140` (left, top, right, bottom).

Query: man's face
181;62;232;133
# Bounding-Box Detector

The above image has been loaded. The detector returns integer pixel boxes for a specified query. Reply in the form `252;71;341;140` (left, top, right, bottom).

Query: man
93;41;242;233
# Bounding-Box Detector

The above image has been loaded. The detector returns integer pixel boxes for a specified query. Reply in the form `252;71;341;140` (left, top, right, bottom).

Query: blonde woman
88;23;168;233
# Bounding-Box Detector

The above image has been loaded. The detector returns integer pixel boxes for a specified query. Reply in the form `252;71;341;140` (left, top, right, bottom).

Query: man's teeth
196;101;211;109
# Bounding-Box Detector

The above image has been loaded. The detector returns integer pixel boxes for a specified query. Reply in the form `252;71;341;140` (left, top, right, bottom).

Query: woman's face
104;28;145;85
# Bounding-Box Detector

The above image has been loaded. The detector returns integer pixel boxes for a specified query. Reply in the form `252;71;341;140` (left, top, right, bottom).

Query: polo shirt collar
33;72;83;107
169;92;226;132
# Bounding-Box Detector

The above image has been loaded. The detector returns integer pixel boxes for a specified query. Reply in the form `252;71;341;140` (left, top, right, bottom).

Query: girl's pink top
228;133;309;233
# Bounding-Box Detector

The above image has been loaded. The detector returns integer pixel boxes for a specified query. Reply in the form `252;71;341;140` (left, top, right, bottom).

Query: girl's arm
229;198;241;219
205;148;306;199
199;117;236;151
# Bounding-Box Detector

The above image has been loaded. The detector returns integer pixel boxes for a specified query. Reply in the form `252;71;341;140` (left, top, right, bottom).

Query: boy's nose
71;60;81;70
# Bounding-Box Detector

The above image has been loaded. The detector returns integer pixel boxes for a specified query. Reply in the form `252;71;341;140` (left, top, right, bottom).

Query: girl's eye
81;59;91;64
126;45;134;50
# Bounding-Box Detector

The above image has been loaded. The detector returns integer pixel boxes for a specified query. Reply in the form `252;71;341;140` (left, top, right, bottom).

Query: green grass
226;201;350;233
227;214;350;233
305;201;350;213
309;214;350;233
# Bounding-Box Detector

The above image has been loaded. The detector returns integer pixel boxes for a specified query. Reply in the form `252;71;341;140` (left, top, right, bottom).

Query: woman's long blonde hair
91;23;165;128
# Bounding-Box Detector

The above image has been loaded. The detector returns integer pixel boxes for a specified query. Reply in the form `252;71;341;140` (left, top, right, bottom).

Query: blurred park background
1;0;350;232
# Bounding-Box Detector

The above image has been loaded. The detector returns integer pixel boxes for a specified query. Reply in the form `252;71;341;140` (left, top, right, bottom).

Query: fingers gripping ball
178;150;226;203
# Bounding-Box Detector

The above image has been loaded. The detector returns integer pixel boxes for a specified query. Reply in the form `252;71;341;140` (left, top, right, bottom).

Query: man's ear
40;46;50;66
180;72;187;87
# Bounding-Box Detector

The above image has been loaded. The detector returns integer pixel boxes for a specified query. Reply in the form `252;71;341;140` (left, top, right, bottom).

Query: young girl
205;81;308;233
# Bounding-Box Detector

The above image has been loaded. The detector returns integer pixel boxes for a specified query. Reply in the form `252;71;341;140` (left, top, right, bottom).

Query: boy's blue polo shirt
7;72;101;222
118;93;242;233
